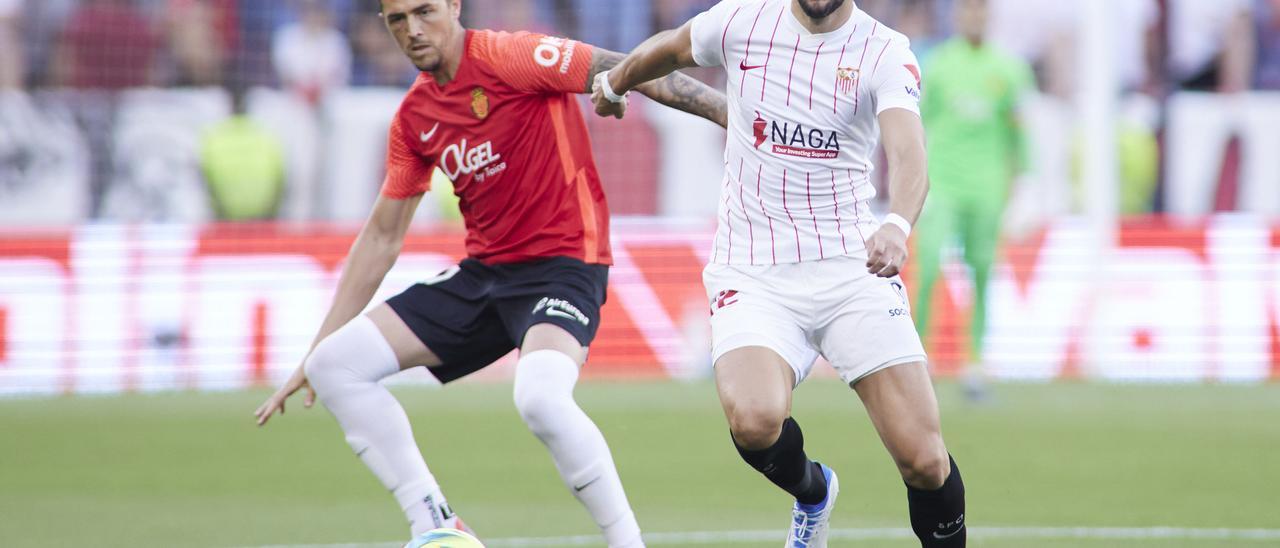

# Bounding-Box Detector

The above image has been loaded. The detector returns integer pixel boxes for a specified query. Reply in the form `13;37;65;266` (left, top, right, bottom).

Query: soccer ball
404;528;485;548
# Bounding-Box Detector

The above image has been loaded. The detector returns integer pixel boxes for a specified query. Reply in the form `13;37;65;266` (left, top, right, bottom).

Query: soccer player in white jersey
591;1;965;546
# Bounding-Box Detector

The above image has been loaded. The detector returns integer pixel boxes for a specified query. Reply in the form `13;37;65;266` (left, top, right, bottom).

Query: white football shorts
703;255;927;386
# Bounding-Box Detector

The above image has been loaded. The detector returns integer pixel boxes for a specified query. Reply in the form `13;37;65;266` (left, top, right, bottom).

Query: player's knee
513;380;569;436
304;321;391;396
897;445;950;490
727;406;787;450
303;336;346;395
512;381;544;423
513;349;581;436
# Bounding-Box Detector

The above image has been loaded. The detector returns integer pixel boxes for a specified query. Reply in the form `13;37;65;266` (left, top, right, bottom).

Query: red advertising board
1;217;1278;396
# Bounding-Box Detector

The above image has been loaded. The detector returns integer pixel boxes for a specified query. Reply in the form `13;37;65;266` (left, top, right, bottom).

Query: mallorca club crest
836;66;859;95
470;87;490;120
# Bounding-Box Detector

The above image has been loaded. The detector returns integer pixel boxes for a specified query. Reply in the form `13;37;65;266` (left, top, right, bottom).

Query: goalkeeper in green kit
913;0;1033;397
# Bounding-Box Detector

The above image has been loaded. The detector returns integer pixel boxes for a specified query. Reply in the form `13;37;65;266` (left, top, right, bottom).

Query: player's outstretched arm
254;194;423;426
865;108;928;278
588;23;723;127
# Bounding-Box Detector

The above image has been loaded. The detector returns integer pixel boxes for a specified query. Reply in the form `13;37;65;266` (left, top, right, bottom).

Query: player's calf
513;348;644;548
888;433;963;545
305;316;457;536
732;416;839;548
714;348;826;503
734;417;829;506
853;362;966;546
905;454;966;547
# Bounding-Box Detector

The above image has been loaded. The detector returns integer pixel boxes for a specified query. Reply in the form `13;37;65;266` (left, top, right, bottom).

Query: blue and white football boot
785;463;839;548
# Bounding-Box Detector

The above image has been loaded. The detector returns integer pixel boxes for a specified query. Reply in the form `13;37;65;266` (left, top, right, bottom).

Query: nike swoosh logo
739;60;766;71
933;525;965;540
573;477;599;492
545;309;581;322
420;122;440;143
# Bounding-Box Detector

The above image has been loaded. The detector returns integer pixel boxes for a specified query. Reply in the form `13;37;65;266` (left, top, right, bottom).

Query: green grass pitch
1;380;1278;547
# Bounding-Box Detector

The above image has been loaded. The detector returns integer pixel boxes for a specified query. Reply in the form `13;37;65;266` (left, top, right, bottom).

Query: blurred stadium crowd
3;0;1278;92
0;0;1278;224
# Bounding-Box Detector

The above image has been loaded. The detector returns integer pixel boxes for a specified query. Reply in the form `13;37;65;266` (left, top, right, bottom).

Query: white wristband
597;70;627;104
883;213;912;237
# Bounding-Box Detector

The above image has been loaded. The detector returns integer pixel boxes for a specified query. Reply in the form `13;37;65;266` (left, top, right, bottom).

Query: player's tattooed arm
587;46;728;129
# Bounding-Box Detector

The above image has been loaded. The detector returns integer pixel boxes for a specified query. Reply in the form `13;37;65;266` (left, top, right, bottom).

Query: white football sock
514;350;644;548
305;315;454;536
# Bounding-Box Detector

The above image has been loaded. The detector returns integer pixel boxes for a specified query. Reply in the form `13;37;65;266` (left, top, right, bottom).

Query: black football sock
906;454;966;546
734;417;829;505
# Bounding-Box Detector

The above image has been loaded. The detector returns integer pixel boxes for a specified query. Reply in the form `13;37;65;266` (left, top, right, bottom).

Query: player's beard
407;45;443;73
796;0;845;20
414;57;441;73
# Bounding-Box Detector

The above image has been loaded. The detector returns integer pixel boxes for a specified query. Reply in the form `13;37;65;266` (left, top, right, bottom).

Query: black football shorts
386;256;608;384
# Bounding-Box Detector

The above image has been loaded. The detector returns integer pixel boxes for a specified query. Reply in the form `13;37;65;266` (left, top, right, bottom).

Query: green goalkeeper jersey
921;38;1034;198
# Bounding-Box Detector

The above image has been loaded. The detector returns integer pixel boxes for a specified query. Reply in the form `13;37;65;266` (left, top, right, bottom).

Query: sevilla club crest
836;67;858;95
470;87;490;120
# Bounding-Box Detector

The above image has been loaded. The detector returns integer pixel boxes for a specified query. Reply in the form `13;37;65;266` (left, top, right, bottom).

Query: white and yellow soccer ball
404;528;485;548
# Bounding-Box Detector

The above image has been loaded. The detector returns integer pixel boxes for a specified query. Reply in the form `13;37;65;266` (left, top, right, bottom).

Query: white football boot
785;463;839;548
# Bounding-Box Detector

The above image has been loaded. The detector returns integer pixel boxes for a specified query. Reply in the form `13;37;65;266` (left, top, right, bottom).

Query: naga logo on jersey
836;66;859;96
750;113;841;159
470;87;490;119
440;138;505;183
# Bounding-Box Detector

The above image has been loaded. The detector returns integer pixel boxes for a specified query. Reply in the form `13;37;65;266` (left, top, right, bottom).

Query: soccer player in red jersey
253;1;726;546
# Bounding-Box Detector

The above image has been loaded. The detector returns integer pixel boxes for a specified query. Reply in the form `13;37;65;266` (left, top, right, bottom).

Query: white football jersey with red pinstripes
690;0;922;265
